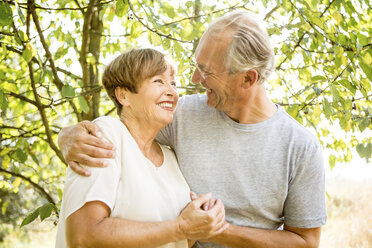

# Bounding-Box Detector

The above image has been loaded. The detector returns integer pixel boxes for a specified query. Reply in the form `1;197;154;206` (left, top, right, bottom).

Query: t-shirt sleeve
156;123;174;147
283;143;327;228
61;117;121;221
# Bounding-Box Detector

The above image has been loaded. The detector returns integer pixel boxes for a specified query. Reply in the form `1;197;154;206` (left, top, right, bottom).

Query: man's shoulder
278;107;320;148
176;94;210;114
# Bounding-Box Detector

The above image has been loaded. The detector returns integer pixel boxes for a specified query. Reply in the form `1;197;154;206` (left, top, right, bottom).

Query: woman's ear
115;87;130;107
242;69;259;89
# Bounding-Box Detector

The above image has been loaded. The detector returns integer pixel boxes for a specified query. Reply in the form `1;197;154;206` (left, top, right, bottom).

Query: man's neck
224;86;277;124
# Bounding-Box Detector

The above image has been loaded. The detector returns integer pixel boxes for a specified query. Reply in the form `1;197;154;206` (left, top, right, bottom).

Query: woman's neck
119;114;161;159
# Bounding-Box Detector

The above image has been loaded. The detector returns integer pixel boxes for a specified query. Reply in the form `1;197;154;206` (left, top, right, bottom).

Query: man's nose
191;69;203;85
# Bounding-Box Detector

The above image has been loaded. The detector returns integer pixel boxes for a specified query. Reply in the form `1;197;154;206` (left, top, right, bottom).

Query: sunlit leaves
39;203;54;221
148;31;162;46
356;142;372;162
130;21;142;38
115;0;129;17
14;1;26;25
12;148;28;163
0;2;13;26
359;61;372;82
358;117;371;133
20;207;40;227
62;85;75;97
0;90;8;112
337;79;356;94
78;96;89;113
20;202;55;227
22;45;33;63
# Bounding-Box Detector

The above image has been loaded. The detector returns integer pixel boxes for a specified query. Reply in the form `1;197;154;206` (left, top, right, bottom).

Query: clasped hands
177;192;229;241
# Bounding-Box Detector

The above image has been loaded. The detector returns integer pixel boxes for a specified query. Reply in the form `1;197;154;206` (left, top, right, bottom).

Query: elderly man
58;11;326;247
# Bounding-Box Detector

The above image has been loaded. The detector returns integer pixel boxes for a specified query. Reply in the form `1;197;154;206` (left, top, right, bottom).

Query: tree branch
104;106;116;116
0;42;82;80
8;91;37;106
29;0;81;121
0;31;14;36
0;167;57;208
129;0;193;44
10;0;113;11
162;3;245;27
79;0;99;105
27;52;66;164
298;62;352;113
276;0;337;70
264;4;279;20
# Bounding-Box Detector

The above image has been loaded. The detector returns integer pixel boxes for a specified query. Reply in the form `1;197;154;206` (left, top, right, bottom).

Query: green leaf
358;117;370;132
39;203;54;221
337;79;356;94
363;52;372;65
62;85;75;97
356;143;372;161
0;2;13;26
58;188;63;201
115;0;129;17
333;12;342;25
329;155;336;170
330;84;340;102
185;1;193;8
313;103;321;117
0;90;9;112
305;92;316;102
13;148;28;163
78;96;89;113
359;61;372;82
286;104;299;118
21;208;40;227
15;1;25;25
130;21;142;39
22;47;33;63
322;98;332;118
311;75;326;82
1;201;8;215
18;30;28;42
163;2;176;18
312;86;322;95
149;31;162;46
31;154;40;166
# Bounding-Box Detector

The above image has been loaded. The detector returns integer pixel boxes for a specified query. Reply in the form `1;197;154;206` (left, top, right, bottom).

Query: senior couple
56;11;327;248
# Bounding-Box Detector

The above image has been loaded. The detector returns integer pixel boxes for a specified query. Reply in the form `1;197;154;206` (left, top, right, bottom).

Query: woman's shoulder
93;116;127;143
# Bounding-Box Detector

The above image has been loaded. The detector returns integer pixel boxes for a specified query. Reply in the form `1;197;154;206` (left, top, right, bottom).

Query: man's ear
115;87;130;107
242;69;259;89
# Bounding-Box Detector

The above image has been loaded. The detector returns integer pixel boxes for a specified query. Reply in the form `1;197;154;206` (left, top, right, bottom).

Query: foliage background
0;0;371;244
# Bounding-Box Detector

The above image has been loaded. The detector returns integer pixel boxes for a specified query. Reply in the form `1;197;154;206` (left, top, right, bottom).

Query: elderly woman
55;48;226;248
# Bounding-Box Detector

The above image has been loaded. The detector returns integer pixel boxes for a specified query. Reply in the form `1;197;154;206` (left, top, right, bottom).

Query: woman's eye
154;79;163;84
171;81;176;87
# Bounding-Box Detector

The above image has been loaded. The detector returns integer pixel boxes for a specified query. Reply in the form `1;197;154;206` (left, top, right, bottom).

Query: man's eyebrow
197;63;212;73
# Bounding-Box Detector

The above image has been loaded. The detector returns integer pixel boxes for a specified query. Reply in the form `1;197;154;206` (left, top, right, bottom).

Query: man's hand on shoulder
58;120;115;176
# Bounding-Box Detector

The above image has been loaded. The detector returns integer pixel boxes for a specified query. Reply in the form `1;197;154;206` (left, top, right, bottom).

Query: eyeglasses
191;61;229;81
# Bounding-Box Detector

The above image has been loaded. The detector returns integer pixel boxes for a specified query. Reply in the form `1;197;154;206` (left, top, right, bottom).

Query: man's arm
66;194;227;248
204;223;321;248
58;121;115;176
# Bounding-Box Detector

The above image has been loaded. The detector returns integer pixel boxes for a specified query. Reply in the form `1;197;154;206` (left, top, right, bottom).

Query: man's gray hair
207;11;275;83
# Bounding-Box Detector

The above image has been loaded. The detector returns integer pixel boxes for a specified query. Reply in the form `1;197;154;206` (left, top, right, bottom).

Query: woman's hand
58;120;115;176
177;193;228;240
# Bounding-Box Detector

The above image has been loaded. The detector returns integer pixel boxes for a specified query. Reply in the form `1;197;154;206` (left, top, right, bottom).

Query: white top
55;116;190;248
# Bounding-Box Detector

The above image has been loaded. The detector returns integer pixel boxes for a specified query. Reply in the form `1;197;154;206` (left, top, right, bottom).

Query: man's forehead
194;30;233;69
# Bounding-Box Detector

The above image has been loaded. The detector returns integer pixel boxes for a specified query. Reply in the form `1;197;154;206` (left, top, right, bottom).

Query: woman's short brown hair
102;48;172;115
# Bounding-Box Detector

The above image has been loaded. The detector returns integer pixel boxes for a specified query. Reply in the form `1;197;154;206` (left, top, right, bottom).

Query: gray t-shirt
157;94;327;247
